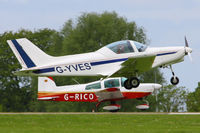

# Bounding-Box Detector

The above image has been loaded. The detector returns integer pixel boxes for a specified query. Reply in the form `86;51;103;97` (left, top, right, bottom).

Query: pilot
117;44;124;54
107;80;114;88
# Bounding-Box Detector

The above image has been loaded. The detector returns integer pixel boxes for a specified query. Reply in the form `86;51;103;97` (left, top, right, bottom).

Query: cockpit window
104;79;120;88
134;41;147;52
85;82;101;90
106;40;134;54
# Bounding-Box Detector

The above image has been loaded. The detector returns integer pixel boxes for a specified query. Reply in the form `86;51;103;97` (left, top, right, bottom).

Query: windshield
133;41;147;52
106;40;134;54
121;77;127;87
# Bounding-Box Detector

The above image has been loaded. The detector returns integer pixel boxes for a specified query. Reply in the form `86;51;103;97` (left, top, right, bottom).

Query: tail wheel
130;77;140;88
170;76;179;85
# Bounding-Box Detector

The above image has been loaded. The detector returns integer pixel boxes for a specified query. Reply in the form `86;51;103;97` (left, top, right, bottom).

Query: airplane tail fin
38;77;61;100
38;77;57;92
7;38;53;69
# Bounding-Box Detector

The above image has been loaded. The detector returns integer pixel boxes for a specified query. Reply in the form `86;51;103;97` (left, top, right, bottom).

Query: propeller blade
188;52;193;62
185;36;189;47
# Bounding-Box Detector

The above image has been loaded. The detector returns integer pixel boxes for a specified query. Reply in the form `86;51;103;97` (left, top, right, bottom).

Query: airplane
38;76;162;112
7;37;192;89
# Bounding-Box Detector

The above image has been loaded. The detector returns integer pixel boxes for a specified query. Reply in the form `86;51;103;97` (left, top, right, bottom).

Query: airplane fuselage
27;46;187;76
38;77;161;102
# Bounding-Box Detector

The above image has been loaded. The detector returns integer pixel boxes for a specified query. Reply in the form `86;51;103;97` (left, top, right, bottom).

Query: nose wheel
170;76;179;85
124;77;140;89
169;65;179;85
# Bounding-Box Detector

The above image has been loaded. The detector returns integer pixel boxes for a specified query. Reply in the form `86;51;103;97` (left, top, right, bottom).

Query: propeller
185;36;189;47
188;52;192;62
184;36;193;61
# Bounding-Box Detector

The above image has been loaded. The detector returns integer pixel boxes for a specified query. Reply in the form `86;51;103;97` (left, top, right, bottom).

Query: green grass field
0;113;200;133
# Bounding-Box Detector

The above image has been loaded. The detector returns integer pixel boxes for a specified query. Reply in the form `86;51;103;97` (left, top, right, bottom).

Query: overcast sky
1;0;199;91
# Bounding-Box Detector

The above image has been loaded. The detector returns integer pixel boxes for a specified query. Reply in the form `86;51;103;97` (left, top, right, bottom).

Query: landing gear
169;65;179;85
93;102;102;112
93;101;121;112
170;76;179;85
124;77;140;89
109;101;120;112
124;79;132;89
136;99;149;110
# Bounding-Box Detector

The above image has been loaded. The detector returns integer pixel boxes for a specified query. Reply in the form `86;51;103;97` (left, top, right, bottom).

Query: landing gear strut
169;65;179;85
93;102;102;112
124;77;140;89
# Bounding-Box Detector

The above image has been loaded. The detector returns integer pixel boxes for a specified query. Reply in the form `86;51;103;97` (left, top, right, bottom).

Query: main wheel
130;77;140;88
170;76;179;85
124;79;132;89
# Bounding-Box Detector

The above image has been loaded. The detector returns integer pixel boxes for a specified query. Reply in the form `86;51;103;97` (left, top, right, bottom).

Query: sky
1;0;200;91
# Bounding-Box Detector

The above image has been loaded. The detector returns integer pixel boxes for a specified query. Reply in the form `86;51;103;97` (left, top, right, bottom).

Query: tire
130;77;140;88
170;76;179;85
124;79;132;89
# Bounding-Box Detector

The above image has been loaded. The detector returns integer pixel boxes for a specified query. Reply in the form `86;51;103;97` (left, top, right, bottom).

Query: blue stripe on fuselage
156;52;177;56
33;67;55;74
32;58;127;74
91;58;128;66
11;39;36;68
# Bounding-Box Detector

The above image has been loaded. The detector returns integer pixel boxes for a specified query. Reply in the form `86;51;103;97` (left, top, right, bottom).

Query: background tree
0;30;33;111
0;29;62;112
157;85;188;112
186;82;200;112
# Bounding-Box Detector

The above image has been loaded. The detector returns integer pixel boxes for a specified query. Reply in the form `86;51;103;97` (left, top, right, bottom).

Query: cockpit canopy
106;40;134;54
85;77;128;90
106;40;147;54
133;41;147;52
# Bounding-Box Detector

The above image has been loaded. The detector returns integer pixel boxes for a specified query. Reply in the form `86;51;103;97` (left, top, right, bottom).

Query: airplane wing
95;88;124;102
111;56;156;77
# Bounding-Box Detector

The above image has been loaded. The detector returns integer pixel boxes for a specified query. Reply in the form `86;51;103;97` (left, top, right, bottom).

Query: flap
95;88;124;102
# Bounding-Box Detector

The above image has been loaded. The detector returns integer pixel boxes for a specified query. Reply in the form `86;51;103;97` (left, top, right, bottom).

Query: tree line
0;11;198;112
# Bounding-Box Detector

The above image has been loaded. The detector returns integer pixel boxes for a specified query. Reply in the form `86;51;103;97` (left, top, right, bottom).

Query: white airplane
38;77;162;112
7;37;192;89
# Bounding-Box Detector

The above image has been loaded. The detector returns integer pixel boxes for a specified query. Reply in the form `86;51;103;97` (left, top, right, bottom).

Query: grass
0;113;200;133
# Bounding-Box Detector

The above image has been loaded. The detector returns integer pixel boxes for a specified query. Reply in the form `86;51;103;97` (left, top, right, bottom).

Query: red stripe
38;92;152;102
48;77;54;81
106;88;118;92
122;92;152;99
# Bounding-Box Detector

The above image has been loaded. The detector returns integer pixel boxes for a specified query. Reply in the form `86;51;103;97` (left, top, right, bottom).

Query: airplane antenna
72;78;80;85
